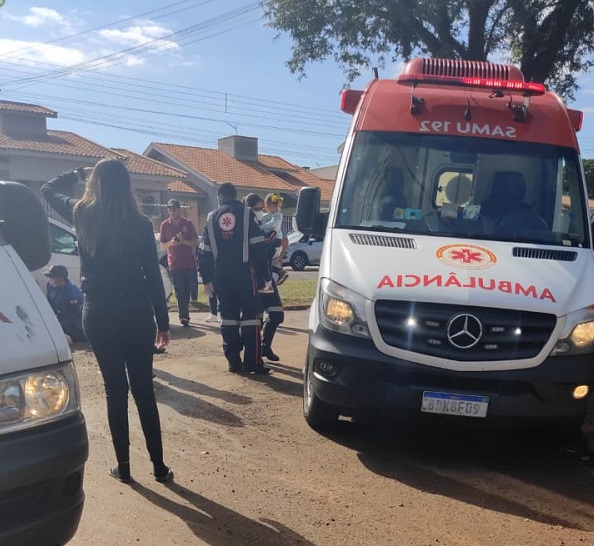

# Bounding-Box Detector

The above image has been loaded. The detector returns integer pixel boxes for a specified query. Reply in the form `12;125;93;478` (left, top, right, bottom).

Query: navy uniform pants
216;267;261;370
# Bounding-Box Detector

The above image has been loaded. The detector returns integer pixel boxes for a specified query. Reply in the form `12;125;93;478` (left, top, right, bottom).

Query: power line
4;2;261;87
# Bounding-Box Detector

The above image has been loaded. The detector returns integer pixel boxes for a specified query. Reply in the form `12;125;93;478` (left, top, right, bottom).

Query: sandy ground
67;309;594;546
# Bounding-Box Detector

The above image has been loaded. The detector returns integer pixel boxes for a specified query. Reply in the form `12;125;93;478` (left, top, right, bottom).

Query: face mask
48;278;58;288
254;210;264;221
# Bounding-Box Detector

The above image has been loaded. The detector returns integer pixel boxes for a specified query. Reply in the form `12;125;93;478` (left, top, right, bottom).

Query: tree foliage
262;0;594;101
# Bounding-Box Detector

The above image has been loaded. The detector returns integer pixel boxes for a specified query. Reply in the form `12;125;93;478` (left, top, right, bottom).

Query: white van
297;58;594;435
0;181;88;545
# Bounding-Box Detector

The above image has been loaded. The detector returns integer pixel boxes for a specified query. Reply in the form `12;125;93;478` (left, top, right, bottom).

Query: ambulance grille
421;58;520;81
375;300;556;361
349;233;417;249
513;247;577;261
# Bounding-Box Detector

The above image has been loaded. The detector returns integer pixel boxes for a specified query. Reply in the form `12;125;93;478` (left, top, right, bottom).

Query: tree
262;0;594;101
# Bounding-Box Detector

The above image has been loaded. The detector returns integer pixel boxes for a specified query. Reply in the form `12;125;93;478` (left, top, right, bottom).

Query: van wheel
303;357;339;429
290;251;308;271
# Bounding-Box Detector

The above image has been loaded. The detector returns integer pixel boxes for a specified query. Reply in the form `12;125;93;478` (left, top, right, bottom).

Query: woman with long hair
42;158;173;484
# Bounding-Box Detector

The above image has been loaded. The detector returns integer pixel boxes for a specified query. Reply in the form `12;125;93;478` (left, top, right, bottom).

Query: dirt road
69;309;594;546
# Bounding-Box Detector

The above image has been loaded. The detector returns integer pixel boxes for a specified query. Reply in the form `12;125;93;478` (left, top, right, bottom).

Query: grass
169;277;318;310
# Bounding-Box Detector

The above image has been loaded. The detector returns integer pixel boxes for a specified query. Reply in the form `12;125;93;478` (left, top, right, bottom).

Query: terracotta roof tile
0;130;123;158
168;179;207;195
259;155;334;202
153;143;333;199
0;100;57;117
112;148;188;178
154;143;297;192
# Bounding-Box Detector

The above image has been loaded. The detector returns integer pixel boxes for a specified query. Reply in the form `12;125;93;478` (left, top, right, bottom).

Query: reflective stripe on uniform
220;319;240;326
200;243;211;252
206;212;218;260
240;319;260;327
249;235;264;244
242;206;250;263
264;305;284;313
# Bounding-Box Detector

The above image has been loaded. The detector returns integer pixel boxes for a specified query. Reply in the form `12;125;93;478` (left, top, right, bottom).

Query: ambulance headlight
551;306;594;356
0;362;81;433
319;278;370;338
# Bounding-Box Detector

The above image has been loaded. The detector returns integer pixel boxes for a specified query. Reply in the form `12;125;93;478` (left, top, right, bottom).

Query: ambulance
296;58;594;434
0;181;88;545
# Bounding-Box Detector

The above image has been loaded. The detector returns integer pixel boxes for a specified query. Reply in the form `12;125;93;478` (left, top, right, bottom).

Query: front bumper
0;412;88;546
308;327;594;424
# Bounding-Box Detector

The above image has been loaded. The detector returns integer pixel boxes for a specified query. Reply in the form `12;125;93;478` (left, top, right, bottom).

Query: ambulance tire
303;357;340;429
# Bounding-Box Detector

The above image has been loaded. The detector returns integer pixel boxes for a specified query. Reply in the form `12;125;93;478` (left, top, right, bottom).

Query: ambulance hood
329;231;593;316
0;246;71;376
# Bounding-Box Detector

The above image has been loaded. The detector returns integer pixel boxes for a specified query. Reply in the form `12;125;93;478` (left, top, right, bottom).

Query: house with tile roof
0;100;191;228
144;135;333;233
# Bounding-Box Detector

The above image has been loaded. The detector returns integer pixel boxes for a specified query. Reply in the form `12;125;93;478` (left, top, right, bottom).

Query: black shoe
153;345;166;354
247;364;271;375
262;345;280;362
180;318;190;327
109;465;133;484
154;465;174;483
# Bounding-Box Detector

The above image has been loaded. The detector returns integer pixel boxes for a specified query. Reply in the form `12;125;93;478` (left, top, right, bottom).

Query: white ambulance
0;181;87;545
297;58;594;435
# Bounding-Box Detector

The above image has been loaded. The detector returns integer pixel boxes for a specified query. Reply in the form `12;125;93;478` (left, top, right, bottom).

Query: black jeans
259;282;284;348
170;268;196;321
82;291;164;467
208;293;218;314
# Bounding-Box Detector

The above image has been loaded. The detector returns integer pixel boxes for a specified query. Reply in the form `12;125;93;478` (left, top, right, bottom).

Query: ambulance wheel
290;251;308;271
303;357;339;429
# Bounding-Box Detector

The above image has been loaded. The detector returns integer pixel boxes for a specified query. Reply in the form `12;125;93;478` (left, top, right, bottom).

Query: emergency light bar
397;73;546;96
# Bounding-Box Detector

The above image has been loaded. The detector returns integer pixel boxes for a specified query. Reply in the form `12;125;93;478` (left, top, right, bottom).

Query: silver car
282;231;324;271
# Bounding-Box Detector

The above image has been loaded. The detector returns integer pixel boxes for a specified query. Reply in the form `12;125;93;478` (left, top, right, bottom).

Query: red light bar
397;73;546;96
340;89;363;115
567;108;583;132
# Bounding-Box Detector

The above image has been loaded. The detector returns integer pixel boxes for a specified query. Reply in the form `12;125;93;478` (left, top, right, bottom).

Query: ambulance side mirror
0;181;51;271
295;187;327;238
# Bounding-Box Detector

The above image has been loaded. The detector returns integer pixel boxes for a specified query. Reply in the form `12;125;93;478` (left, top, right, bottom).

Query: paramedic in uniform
199;183;271;375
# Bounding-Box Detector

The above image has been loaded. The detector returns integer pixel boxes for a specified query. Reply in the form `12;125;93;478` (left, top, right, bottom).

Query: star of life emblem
218;212;236;231
436;244;496;269
218;211;236;239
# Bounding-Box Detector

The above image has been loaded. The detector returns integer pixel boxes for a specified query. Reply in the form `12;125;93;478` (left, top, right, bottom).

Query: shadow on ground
318;419;594;531
133;481;316;546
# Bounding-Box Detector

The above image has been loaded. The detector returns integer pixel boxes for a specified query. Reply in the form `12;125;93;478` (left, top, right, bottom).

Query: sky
1;1;594;169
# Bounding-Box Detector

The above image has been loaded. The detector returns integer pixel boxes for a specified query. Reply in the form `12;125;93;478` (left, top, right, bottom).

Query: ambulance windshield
336;132;589;248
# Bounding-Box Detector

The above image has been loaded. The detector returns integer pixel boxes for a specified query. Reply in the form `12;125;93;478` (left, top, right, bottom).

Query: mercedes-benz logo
446;313;483;349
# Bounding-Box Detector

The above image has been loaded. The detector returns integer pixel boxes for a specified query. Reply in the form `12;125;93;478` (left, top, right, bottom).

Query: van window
336;132;588;247
49;223;78;256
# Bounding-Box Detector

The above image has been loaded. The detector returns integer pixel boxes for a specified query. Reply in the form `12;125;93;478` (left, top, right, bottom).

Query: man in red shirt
159;199;198;326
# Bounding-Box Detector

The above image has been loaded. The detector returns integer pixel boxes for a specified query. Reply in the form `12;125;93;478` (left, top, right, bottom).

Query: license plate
421;391;488;418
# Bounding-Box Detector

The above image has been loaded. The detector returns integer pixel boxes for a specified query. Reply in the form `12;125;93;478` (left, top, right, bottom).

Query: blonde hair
265;193;283;206
74;158;141;257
